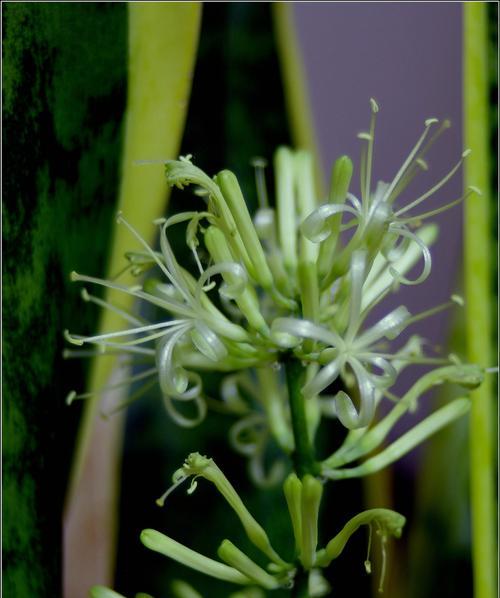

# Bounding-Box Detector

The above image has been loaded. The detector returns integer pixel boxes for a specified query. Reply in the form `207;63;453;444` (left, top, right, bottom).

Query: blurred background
2;3;497;598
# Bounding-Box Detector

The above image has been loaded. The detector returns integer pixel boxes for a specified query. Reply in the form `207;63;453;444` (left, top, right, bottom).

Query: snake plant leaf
64;3;202;595
272;3;324;196
3;4;127;596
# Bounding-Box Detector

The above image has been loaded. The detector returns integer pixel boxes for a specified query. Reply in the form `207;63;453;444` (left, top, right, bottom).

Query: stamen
70;271;194;318
394;150;471;217
80;288;143;327
389;117;450;201
101;378;158;418
403;296;462;328
398;186;480;223
377;530;388;593
251;157;269;209
364;523;373;574
63;348;117;359
73;320;188;345
66;367;158;405
156;474;189;507
117;212;193;305
382;118;439;204
70;339;156;356
364;98;379;209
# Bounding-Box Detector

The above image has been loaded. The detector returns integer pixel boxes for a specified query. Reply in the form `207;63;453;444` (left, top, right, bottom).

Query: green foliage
2;3;127;595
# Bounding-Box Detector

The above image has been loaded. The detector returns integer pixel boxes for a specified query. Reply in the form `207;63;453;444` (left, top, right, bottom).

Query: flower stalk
283;356;319;478
464;4;497;598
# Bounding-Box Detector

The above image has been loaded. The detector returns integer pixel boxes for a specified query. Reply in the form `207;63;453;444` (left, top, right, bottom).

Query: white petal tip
370;98;379;113
357;132;372;141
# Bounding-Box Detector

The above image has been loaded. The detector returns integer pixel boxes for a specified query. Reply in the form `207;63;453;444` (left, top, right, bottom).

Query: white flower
66;100;474;436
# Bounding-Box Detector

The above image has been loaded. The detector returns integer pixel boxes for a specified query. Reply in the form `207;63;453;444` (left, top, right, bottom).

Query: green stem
463;5;497;598
284;357;318;478
291;568;309;598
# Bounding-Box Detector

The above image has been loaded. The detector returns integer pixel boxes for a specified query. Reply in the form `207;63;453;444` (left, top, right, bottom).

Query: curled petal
363;356;397;388
163;393;207;428
300;203;359;243
220;374;253;414
334;390;369;430
195;262;248;303
229;414;267;457
381;229;411;263
387;225;432;286
362;225;438;311
249;452;286;488
156;327;201;399
271;317;344;350
190;321;228;362
334;360;375;429
302;356;344;399
354;306;411;348
346;192;363;213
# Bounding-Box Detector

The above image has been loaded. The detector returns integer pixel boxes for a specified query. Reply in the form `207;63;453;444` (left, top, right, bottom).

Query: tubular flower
145;455;405;595
66;100;477;440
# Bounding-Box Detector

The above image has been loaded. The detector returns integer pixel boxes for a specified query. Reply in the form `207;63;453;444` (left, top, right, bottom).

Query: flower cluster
72;100;486;597
67;100;479;478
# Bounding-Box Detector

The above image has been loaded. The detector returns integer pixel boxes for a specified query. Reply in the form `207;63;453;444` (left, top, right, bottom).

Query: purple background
293;2;463;348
